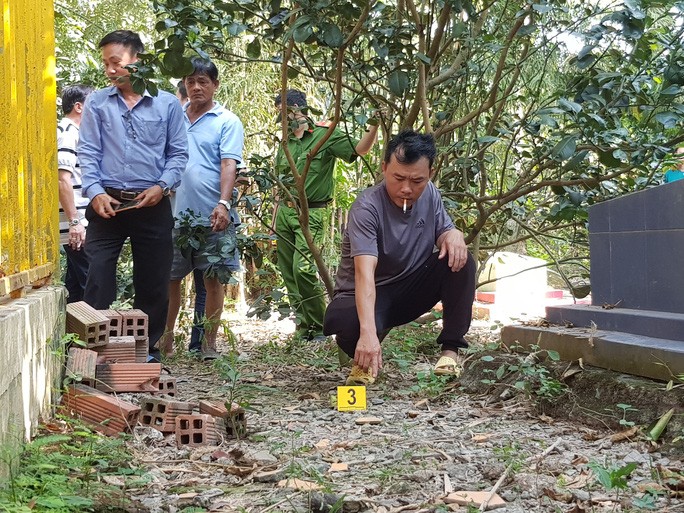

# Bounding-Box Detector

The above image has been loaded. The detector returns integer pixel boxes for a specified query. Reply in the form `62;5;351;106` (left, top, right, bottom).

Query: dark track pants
324;251;476;357
84;198;174;356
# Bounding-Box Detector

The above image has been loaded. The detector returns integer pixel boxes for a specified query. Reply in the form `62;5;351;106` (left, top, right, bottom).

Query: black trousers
63;244;89;303
83;198;174;355
324;251;476;357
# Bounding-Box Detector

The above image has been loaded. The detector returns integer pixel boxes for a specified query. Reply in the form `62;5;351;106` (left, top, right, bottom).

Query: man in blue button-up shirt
79;30;188;361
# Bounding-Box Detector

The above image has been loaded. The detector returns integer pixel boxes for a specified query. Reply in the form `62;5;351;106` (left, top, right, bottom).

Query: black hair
61;84;94;115
384;130;437;168
98;30;144;55
274;89;308;113
176;81;188;99
185;57;219;82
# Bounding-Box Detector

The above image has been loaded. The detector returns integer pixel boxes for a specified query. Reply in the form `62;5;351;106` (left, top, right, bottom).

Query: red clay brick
118;309;148;338
65;347;98;382
60;384;140;436
95;363;161;393
175;414;222;447
94;336;136;363
139;397;194;432
150;376;177;397
100;309;123;337
66;301;109;347
134;337;149;363
198;399;246;438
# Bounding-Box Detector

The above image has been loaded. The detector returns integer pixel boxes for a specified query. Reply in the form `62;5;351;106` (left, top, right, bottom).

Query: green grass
0;422;144;512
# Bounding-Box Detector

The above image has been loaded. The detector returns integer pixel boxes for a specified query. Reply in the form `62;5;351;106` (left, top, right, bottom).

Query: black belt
282;199;331;209
105;187;144;201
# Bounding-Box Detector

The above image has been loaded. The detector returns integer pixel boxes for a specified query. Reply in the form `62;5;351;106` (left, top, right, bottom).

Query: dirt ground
121;312;684;513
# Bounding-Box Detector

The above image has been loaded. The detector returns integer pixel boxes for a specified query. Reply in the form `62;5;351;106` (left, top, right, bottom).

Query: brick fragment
139;397;194;432
199;399;246;438
94;336;136;363
175;414;222;447
118;309;148;338
95;363;161;393
60;384;140;436
100;309;123;337
66;301;109;347
65;347;98;383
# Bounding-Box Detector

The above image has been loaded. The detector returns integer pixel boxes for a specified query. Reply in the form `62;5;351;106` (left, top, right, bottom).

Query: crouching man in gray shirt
323;130;476;385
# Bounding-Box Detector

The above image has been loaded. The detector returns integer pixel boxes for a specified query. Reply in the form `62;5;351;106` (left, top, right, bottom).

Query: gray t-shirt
333;181;455;296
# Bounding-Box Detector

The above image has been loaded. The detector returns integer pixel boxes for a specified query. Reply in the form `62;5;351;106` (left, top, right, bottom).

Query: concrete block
95;363;161;393
65;347;98;382
100;310;123;337
60;384;140;436
139;397;194;432
94;336;136;363
175;414;222;447
501;324;684;381
199;399;246;438
118;309;148;339
66;301;109;347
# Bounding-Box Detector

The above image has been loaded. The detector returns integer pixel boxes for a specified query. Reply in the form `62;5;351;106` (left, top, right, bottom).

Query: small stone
370;398;385;405
355;416;383;425
254;468;285;482
444;491;506;510
247;450;278;464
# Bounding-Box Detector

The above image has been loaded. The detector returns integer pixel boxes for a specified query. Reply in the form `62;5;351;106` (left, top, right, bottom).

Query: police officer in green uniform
274;89;380;341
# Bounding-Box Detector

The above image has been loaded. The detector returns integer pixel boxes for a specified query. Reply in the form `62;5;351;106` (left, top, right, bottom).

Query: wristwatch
218;199;230;211
158;182;171;196
68;218;81;227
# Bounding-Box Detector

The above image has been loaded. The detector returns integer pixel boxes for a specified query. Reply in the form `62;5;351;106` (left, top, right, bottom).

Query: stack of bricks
139;397;194;433
61;305;249;446
61;305;168;435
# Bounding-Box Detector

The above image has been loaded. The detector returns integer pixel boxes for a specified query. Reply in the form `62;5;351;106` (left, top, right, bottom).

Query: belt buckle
120;190;138;201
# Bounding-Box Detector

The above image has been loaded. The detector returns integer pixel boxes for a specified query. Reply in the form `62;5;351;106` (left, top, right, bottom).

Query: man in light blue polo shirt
159;57;244;360
79;30;188;361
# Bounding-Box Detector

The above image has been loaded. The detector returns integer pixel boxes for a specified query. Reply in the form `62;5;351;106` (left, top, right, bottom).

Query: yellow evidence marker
336;386;367;411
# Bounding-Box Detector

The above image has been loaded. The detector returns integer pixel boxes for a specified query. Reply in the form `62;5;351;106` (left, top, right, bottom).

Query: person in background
159;58;244;360
323;130;476;385
664;147;684;183
79;30;188;361
58;84;94;303
273;89;380;341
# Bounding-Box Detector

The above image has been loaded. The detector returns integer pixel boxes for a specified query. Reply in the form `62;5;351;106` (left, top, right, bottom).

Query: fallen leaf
539;415;555;424
298;392;320;400
102;475;125;487
328;462;349;472
444;491;506;510
471;433;493;443
541;487;572;503
414;398;429;409
355;416;383;425
277;478;322;491
571;455;589;465
609;426;639;443
314;438;331;449
564;470;592;489
177;492;198;499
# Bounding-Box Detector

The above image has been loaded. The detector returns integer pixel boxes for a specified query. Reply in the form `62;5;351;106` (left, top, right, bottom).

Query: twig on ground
479;437;563;511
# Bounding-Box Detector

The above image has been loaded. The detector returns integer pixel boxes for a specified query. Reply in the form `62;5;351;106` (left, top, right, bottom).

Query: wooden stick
479;437;562;511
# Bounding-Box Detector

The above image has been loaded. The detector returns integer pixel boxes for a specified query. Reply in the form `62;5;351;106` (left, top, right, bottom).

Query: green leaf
655;112;679;129
246;38;261;58
320;23;344;48
477;135;500;144
163;51;194;77
388;69;410;96
550;135;577;161
559;98;582;114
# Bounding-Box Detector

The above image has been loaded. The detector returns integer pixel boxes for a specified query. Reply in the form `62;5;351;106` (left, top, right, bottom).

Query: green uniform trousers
275;205;327;337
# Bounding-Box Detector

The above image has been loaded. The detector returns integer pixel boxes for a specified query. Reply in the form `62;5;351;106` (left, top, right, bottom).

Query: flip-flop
434;356;461;377
201;349;220;361
346;364;376;386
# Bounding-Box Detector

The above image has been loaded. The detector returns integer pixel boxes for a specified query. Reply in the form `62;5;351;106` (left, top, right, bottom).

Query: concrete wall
0;287;65;451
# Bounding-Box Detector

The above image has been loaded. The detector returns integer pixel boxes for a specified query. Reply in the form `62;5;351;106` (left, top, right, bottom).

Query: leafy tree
65;0;684;301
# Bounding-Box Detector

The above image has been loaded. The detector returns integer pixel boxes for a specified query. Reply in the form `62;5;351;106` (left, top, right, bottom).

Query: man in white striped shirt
58;84;94;303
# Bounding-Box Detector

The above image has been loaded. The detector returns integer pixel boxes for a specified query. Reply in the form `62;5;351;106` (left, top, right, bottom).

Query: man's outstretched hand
437;229;468;272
